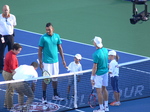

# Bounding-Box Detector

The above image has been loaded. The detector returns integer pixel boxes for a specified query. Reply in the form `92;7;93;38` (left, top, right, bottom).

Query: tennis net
0;69;92;112
0;59;150;112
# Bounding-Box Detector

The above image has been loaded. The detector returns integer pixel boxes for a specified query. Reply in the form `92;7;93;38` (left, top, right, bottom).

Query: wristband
90;76;95;80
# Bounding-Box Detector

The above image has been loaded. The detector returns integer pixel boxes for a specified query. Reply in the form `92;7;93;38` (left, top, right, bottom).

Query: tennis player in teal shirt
91;36;109;112
92;48;108;75
38;23;67;102
39;33;62;63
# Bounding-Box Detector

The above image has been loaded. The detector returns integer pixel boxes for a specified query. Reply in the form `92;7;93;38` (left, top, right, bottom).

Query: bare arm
57;44;67;68
92;63;97;76
38;46;43;69
91;63;97;86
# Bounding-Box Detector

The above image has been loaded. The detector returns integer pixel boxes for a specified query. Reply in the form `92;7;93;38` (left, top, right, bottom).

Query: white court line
18;43;93;61
17;52;38;57
18;43;38;49
119;58;150;75
119;58;150;67
15;28;150;59
121;66;150;74
74;109;85;112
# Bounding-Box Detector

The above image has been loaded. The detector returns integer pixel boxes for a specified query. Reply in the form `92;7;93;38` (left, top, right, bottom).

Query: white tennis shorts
94;73;108;88
43;62;59;81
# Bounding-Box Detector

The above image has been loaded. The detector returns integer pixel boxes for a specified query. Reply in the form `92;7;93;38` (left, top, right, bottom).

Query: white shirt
67;61;82;75
0;14;16;35
13;65;38;80
109;59;119;77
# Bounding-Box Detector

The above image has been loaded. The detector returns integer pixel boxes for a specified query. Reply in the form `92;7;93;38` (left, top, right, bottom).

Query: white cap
108;50;116;56
93;36;103;48
75;54;82;60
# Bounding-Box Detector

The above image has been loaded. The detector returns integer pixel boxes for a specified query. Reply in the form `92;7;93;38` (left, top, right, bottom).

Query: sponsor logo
10;102;60;112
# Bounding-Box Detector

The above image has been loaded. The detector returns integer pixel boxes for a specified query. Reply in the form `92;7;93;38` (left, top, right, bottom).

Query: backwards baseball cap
75;54;82;60
93;36;103;48
108;50;116;56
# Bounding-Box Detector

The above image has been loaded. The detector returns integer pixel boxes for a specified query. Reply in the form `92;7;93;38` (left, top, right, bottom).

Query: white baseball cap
93;36;103;48
75;54;82;60
108;50;116;56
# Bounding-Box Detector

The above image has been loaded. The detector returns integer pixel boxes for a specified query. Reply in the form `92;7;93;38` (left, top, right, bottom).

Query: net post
74;73;78;108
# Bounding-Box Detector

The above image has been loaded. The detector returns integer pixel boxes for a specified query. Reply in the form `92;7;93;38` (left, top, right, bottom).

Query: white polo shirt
13;65;38;80
0;14;16;35
67;61;82;75
109;59;119;77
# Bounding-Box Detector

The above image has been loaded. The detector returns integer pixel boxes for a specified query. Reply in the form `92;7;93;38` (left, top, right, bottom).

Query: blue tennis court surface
67;97;150;112
14;28;148;68
0;29;150;112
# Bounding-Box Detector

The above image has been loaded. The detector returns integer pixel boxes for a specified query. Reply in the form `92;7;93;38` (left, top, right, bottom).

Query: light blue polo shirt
92;47;108;75
39;33;62;63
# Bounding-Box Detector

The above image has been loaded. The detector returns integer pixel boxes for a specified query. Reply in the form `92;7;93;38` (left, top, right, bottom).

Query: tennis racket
42;70;51;84
88;86;96;108
37;59;51;85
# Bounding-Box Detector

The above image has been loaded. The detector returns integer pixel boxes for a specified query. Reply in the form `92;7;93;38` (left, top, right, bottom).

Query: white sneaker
52;96;64;101
114;102;121;106
42;97;47;104
22;105;30;112
104;106;109;111
93;109;105;112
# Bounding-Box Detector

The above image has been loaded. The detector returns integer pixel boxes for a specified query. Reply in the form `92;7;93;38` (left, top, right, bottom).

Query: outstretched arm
58;44;67;68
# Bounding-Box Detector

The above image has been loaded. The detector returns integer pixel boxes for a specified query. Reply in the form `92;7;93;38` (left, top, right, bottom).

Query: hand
91;80;95;86
62;60;67;68
40;63;44;70
12;71;16;75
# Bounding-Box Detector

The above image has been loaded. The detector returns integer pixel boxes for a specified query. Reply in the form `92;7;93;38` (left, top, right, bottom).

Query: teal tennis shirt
39;33;62;63
92;48;108;75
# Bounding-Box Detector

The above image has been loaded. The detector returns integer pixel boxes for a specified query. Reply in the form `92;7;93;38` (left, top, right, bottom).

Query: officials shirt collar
2;13;10;18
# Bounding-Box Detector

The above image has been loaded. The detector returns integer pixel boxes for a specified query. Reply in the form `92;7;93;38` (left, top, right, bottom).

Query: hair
115;55;120;62
46;22;53;27
12;43;22;50
30;62;38;68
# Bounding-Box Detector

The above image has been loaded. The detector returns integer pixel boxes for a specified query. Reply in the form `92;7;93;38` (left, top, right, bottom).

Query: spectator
0;5;17;73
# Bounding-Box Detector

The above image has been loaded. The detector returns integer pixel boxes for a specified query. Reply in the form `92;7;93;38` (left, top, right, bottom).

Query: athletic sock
43;91;46;100
53;89;58;96
99;104;104;110
104;101;108;107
